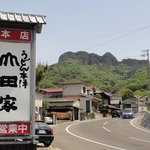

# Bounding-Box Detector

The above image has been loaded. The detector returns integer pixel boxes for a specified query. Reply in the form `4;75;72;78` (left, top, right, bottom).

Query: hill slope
37;58;149;97
58;51;147;67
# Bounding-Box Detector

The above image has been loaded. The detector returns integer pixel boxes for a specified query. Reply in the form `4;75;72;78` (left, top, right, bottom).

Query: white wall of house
79;97;92;113
63;84;87;96
79;98;86;112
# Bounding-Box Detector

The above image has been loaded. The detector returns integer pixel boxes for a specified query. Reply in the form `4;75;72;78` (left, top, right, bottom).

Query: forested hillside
36;58;150;98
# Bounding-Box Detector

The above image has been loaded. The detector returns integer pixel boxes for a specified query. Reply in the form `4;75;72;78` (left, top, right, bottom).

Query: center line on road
103;122;108;125
130;137;150;143
103;126;111;132
66;123;126;150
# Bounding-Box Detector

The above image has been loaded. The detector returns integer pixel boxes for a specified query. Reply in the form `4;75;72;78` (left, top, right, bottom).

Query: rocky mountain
58;51;147;66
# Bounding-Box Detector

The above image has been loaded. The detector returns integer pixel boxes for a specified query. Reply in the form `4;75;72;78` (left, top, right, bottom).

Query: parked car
112;109;122;118
122;108;135;119
35;121;54;147
45;117;53;124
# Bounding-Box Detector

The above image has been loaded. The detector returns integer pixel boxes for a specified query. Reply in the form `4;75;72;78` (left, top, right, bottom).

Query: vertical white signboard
0;28;32;135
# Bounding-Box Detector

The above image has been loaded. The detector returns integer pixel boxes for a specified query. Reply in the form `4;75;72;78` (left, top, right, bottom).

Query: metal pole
141;49;150;90
148;50;150;90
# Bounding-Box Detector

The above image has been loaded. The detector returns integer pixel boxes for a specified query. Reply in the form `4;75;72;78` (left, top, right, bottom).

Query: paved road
52;117;150;150
37;144;61;150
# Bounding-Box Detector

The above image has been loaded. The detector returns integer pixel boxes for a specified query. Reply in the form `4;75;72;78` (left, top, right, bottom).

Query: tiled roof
40;88;63;93
49;98;75;103
86;86;94;90
0;11;46;33
61;80;83;85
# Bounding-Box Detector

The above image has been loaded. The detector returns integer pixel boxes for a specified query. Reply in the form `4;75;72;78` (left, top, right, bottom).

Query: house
122;97;148;113
138;98;147;112
110;95;122;110
122;98;138;113
93;89;112;105
93;90;123;116
40;87;63;98
38;80;101;122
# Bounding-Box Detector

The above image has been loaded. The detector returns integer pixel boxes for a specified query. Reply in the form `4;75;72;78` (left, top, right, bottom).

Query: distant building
110;95;122;110
37;80;101;121
122;97;147;113
122;98;137;112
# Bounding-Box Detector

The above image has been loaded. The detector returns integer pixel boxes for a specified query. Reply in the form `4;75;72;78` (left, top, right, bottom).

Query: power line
86;25;150;50
38;24;150;49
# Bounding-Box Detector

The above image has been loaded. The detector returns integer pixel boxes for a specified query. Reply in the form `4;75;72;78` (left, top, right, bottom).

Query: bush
147;104;150;111
54;112;71;120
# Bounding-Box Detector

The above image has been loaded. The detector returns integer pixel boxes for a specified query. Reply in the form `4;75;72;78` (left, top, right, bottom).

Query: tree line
36;59;150;99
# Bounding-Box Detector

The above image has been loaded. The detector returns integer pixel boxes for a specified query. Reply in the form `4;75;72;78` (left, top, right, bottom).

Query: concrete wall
63;84;87;96
79;98;92;113
140;112;150;129
63;84;82;96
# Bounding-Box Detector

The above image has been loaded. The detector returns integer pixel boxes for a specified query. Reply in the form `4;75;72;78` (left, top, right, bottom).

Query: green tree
36;63;48;88
121;88;134;100
147;104;150;111
42;100;50;119
36;59;150;98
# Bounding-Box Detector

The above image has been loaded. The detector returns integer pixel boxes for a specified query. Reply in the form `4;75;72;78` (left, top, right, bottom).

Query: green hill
36;58;150;98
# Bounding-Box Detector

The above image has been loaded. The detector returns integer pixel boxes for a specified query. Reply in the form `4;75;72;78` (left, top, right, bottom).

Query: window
86;100;90;113
83;86;86;93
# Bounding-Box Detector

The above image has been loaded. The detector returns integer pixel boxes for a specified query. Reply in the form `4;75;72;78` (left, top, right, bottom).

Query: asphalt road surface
52;117;150;150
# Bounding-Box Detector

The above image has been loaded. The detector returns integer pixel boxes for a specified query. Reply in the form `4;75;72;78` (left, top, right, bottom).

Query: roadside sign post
0;11;46;150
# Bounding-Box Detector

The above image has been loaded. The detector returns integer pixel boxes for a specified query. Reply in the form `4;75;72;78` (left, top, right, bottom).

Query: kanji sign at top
0;28;32;41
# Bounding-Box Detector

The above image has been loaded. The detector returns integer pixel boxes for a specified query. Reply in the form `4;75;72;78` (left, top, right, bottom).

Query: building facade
37;80;101;121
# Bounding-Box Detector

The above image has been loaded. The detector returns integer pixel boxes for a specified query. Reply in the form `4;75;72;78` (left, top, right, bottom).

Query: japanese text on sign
0;28;31;41
0;122;30;135
0;51;30;112
0;28;31;122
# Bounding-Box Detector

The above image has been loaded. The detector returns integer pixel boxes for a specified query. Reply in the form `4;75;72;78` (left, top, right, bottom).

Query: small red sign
0;122;30;135
0;28;32;41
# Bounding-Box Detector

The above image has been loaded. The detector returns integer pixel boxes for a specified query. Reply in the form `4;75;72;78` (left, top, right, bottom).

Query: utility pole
141;49;150;90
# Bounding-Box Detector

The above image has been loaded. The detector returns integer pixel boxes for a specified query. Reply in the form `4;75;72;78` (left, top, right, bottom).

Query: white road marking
66;123;126;150
103;122;108;125
130;118;150;134
130;137;150;143
103;126;111;132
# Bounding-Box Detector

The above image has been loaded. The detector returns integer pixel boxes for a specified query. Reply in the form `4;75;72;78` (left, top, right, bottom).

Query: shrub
54;112;71;120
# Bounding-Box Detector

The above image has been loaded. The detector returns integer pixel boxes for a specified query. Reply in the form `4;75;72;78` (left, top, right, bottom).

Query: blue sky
1;0;150;65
